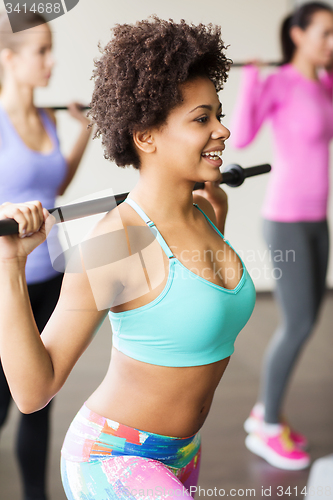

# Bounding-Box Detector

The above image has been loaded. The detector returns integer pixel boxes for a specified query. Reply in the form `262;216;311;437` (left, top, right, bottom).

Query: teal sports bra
108;197;256;367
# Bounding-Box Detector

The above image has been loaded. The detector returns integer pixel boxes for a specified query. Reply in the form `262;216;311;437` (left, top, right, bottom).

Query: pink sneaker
245;426;311;470
244;406;308;449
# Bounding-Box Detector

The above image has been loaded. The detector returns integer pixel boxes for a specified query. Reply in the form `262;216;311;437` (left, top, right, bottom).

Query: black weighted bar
231;61;280;68
0;163;271;236
48;62;280;112
51;106;90;111
193;163;271;189
47;62;281;112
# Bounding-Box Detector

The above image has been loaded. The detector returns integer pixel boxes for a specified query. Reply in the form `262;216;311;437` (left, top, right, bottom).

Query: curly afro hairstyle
88;16;231;169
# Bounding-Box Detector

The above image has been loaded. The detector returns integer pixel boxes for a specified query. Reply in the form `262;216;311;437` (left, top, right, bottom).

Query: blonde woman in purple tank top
0;11;91;500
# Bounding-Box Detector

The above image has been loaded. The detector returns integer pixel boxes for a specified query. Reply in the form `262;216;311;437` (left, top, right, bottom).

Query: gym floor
0;291;332;500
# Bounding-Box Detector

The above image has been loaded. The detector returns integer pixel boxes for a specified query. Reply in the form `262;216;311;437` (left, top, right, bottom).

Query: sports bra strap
193;203;225;239
124;197;175;259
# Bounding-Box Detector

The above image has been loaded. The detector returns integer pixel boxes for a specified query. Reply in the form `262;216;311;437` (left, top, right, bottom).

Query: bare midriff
86;347;230;438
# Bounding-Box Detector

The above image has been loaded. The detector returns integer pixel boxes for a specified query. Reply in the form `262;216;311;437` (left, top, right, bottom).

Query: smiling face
144;76;230;184
7;23;54;87
292;10;333;67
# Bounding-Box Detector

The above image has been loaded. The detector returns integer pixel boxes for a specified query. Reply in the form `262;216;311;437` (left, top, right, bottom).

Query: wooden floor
0;291;332;499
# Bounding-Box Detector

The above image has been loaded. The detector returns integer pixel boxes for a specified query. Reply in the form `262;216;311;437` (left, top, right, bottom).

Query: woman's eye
196;116;209;124
195;114;225;124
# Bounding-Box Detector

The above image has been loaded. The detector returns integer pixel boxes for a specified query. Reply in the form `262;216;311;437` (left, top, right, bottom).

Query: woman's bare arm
0;202;120;413
0;258;107;413
47;104;93;197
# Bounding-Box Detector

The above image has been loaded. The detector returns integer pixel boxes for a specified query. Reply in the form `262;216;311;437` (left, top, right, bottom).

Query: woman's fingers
0;201;45;238
19;201;44;237
0;205;29;237
245;58;264;67
20;202;42;236
67;102;90;124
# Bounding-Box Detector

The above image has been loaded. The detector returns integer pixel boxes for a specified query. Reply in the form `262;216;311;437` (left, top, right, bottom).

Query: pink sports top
230;64;333;222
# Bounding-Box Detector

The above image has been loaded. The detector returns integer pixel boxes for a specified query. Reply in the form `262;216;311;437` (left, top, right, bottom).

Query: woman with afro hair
0;17;256;499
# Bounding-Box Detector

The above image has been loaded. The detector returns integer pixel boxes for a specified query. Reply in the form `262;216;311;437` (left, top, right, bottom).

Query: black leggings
0;273;63;500
260;219;329;424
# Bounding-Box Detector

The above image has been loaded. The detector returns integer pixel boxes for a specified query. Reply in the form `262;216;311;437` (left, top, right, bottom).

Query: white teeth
202;150;223;158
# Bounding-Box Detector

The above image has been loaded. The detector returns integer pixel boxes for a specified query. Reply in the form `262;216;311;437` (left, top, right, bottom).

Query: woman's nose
212;122;230;141
47;53;55;69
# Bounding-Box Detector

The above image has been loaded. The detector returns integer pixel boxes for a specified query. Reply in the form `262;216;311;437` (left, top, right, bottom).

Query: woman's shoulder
76;204;138;306
260;65;294;104
102;200;148;230
88;203;133;241
42;108;57;126
264;64;293;86
85;201;148;258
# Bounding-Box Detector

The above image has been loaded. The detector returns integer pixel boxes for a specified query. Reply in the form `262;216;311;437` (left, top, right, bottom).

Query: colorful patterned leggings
61;404;201;499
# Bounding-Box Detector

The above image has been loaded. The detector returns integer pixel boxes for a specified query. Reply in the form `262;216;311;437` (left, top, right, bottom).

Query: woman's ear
132;130;156;154
0;48;14;67
290;25;304;48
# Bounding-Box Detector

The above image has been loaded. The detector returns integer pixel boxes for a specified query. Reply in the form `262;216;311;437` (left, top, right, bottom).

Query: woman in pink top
231;2;333;470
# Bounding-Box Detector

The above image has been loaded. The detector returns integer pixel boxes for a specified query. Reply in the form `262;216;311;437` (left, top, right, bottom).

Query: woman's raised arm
230;64;280;148
51;103;93;197
0;201;118;414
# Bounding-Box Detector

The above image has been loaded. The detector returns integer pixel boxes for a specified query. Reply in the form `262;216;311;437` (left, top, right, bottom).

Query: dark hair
281;2;333;64
88;16;231;169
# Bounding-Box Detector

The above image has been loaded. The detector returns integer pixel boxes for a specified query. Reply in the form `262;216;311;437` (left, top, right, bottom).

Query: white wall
35;0;333;292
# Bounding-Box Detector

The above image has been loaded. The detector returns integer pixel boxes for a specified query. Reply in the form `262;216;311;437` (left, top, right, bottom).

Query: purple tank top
0;104;68;284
